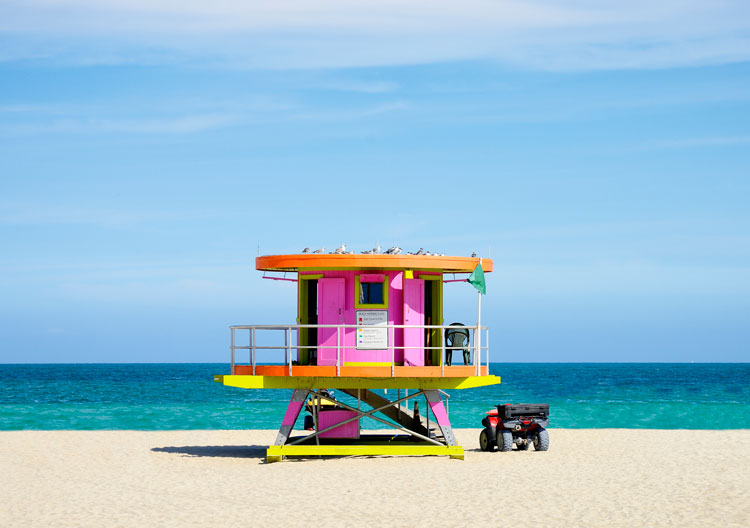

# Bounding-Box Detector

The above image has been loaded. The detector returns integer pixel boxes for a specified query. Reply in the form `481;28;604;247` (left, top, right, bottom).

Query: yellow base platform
214;374;500;390
266;444;464;463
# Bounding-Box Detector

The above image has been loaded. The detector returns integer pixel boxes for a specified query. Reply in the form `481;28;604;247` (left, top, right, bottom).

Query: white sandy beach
1;429;748;527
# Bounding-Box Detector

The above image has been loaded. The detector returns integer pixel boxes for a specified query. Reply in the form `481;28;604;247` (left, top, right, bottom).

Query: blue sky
1;1;749;362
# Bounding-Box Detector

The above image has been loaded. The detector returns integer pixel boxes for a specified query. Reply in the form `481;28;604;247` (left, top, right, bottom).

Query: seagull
415;248;424;255
301;247;310;254
334;244;347;254
312;247;325;254
471;252;477;257
391;246;403;255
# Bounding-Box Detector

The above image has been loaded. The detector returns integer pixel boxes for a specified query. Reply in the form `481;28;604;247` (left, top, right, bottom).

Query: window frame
354;274;389;309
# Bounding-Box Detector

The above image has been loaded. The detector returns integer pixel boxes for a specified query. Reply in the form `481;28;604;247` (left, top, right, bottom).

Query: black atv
479;403;550;452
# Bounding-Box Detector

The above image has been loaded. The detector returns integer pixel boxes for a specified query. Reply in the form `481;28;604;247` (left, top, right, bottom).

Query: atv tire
497;430;513;452
479;428;496;452
533;427;550;451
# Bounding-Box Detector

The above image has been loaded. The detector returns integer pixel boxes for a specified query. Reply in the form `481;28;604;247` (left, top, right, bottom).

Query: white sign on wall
356;310;388;350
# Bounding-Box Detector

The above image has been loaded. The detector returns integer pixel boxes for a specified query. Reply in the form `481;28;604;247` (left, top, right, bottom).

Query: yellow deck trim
214;374;500;390
266;444;464;463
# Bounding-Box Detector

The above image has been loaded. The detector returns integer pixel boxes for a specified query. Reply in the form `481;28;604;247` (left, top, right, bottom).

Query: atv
479;403;550;452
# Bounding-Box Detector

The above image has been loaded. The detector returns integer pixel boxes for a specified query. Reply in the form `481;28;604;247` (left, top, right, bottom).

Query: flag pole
476;258;482;375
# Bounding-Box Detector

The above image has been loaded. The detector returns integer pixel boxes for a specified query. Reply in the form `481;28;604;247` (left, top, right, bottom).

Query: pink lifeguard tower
213;252;500;462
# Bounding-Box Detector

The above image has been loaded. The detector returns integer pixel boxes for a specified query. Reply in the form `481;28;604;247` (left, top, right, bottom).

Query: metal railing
229;323;489;377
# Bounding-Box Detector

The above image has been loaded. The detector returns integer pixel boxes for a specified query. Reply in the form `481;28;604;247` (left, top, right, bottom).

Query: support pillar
274;389;308;446
424;390;457;446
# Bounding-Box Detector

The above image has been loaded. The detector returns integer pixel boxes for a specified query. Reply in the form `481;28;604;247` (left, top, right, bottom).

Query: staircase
340;388;441;439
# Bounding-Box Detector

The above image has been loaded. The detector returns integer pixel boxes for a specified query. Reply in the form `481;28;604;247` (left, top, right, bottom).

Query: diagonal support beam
341;388;430;433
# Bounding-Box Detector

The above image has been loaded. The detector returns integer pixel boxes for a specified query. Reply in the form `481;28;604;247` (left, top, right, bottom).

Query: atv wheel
533;427;550;451
479;428;496;452
497;430;513;452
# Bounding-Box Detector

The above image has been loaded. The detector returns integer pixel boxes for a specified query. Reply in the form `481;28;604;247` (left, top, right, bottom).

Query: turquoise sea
1;363;748;430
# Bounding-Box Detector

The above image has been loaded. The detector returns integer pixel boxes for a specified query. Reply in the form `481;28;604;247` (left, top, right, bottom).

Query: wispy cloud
0;104;56;113
287;101;409;121
0;113;238;136
649;136;750;149
0;94;408;136
322;81;398;94
1;1;748;70
0;202;218;227
608;136;750;153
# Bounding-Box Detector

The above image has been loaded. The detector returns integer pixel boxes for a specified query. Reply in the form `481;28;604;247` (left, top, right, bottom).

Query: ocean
1;363;748;430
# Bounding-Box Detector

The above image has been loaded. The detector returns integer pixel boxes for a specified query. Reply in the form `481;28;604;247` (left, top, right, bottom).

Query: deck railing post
287;327;292;376
388;325;406;378
230;327;235;375
336;326;340;377
251;328;256;376
441;326;445;376
485;327;489;374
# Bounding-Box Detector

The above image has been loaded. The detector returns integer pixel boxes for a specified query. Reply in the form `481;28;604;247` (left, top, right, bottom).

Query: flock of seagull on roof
300;244;463;256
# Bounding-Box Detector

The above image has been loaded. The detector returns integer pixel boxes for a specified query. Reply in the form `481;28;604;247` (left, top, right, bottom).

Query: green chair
445;323;471;366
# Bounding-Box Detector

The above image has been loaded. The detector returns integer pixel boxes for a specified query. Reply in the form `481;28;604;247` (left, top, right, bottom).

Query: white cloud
0;1;748;70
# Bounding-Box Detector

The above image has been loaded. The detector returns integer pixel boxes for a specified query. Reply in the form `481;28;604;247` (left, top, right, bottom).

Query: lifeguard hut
213;252;500;462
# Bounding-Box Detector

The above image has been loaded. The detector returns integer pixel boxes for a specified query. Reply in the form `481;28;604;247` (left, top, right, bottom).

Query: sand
1;429;748;527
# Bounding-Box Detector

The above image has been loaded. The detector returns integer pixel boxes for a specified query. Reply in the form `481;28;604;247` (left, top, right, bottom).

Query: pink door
403;278;425;366
318;278;345;366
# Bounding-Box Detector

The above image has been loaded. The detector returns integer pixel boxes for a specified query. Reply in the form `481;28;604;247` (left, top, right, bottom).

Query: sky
1;1;749;363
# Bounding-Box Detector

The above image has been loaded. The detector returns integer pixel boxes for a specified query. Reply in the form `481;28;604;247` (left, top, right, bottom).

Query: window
355;274;389;308
360;281;384;305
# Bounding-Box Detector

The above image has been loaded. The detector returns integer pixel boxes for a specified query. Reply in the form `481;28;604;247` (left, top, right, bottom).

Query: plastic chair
445;323;471;366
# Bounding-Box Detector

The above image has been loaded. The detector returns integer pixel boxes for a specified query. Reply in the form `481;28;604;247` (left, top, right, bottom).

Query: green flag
467;262;486;295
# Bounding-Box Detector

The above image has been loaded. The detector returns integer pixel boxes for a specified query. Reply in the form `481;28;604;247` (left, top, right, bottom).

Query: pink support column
424;390;457;446
274;389;308;446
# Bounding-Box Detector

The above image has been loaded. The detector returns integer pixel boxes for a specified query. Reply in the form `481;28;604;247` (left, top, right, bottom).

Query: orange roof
256;254;493;273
